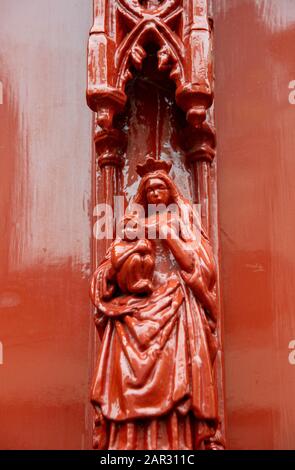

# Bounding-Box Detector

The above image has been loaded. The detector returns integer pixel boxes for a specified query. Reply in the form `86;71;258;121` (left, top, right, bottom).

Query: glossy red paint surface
214;0;295;450
0;0;93;450
87;0;225;450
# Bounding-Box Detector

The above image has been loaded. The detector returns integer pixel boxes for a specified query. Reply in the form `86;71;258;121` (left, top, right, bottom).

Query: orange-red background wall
0;0;93;449
214;0;295;450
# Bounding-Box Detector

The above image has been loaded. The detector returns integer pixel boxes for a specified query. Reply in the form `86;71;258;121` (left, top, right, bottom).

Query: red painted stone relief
87;0;225;450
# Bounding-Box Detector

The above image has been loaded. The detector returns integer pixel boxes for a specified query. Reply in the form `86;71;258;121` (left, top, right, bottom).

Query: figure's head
133;156;203;239
134;156;177;210
145;177;170;206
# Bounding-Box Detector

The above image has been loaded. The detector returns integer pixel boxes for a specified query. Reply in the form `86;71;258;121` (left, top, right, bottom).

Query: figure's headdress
136;154;172;178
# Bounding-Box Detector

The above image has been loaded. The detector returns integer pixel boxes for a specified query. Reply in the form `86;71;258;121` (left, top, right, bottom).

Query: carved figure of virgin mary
90;156;220;450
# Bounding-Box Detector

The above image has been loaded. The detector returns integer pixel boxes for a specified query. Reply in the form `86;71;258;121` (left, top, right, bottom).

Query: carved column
87;0;127;128
94;128;126;249
179;122;216;233
176;0;213;127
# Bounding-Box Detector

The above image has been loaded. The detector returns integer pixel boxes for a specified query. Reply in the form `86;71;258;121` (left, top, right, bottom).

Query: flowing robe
90;231;219;450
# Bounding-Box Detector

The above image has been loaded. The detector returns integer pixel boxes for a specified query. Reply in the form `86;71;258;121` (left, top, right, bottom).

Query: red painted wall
0;0;93;450
214;0;295;450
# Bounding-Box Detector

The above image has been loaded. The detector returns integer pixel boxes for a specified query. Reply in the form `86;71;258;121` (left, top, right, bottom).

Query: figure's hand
145;215;160;238
97;265;115;301
165;211;181;228
145;212;181;239
181;269;218;324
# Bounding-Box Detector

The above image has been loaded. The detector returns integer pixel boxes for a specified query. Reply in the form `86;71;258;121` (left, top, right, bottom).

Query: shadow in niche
115;42;193;204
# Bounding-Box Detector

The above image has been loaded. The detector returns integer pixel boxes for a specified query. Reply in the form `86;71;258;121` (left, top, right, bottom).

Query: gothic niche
87;0;225;450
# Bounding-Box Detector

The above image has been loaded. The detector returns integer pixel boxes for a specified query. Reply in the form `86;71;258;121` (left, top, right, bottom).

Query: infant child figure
111;215;155;296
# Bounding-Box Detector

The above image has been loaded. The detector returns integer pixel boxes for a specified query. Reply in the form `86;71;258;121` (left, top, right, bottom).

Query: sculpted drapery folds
90;157;220;450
